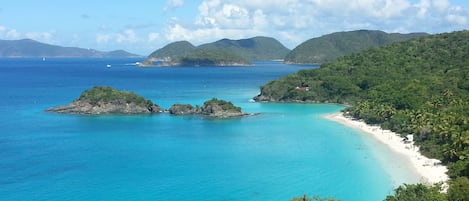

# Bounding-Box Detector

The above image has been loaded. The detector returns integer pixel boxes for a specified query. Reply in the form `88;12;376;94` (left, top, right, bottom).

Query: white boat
106;64;111;68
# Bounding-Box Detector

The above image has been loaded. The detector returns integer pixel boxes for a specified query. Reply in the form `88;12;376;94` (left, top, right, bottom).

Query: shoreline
324;112;448;187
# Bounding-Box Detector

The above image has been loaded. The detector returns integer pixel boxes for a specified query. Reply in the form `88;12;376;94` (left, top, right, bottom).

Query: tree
448;177;469;201
384;184;446;201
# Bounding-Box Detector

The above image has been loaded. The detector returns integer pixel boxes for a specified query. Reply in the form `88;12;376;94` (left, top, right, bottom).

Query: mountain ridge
284;30;429;64
0;39;141;58
145;36;290;65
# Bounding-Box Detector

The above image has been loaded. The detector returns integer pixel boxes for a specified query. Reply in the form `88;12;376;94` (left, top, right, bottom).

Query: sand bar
324;112;448;186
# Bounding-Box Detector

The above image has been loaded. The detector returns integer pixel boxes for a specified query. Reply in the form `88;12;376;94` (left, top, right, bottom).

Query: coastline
324;112;448;187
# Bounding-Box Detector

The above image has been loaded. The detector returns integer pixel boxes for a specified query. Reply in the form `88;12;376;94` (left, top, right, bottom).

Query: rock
46;86;162;115
168;98;249;118
168;104;200;115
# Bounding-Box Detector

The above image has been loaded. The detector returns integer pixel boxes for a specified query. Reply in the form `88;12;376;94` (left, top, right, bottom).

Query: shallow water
0;58;415;201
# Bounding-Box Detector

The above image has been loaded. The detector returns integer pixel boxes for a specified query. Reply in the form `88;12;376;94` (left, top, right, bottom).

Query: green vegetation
78;86;153;107
147;41;196;59
175;49;250;66
448;177;469;201
198;36;290;61
284;30;428;64
203;98;242;113
384;184;447;201
257;31;469;200
145;36;290;64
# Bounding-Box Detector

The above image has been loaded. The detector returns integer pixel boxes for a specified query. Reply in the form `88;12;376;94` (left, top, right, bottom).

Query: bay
0;58;409;201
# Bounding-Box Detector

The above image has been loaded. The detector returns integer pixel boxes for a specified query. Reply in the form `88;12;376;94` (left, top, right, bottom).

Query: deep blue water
0;58;406;201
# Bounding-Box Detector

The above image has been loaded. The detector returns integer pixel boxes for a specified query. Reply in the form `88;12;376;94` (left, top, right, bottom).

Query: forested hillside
284;30;428;64
256;31;469;185
145;36;289;65
173;49;250;66
197;36;290;61
147;41;196;60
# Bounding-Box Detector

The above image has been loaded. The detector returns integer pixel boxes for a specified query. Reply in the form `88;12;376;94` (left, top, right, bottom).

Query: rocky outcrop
46;87;250;118
46;100;162;115
253;94;278;102
168;104;200;115
46;86;162;115
168;98;249;118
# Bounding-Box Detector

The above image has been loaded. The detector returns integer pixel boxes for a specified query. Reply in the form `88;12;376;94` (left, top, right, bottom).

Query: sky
0;0;468;55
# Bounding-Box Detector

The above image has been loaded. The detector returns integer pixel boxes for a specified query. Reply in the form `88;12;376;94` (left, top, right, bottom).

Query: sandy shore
324;112;448;186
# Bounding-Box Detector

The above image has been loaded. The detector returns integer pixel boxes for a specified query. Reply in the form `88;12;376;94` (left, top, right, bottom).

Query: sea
0;58;419;201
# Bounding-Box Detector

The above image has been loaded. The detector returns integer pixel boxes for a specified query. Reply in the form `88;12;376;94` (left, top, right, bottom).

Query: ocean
0;58;416;201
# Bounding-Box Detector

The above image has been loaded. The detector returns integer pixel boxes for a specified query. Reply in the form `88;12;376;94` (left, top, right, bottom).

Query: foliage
175;49;250;66
147;41;196;59
198;36;290;61
258;30;469;196
284;30;428;64
447;177;469;201
384;184;447;201
146;36;289;63
203;98;242;112
78;86;153;107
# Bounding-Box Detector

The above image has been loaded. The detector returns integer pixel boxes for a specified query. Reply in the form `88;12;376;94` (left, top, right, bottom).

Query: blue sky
1;0;468;55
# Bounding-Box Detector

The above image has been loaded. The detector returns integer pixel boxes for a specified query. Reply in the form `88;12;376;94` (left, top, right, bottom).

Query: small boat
106;64;111;68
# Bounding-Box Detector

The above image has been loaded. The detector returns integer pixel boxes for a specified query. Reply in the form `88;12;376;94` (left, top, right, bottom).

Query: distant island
0;39;141;58
46;86;248;118
46;86;161;115
141;30;430;67
284;30;428;64
141;36;289;66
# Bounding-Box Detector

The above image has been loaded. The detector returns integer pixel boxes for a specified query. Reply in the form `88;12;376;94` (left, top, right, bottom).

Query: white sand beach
324;112;448;187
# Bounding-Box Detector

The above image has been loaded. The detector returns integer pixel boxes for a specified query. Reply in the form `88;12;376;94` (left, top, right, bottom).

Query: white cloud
446;14;467;25
164;22;264;45
0;26;22;39
165;0;468;49
0;25;57;43
164;0;185;11
25;31;55;43
116;29;139;43
148;32;160;42
96;29;141;44
415;0;431;18
433;0;450;11
96;34;112;44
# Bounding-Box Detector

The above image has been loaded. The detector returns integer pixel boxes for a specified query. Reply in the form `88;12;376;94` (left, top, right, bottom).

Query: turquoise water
0;58;404;200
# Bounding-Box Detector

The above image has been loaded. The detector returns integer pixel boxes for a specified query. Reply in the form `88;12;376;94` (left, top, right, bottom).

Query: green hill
172;49;250;66
255;30;469;182
284;30;428;64
144;36;290;65
197;36;290;61
0;39;140;58
147;41;196;60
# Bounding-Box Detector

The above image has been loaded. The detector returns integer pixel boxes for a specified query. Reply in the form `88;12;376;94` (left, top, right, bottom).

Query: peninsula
0;39;140;58
255;30;469;198
46;86;162;115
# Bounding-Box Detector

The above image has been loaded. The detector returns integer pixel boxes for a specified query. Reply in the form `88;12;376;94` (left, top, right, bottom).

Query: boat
106;64;111;68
